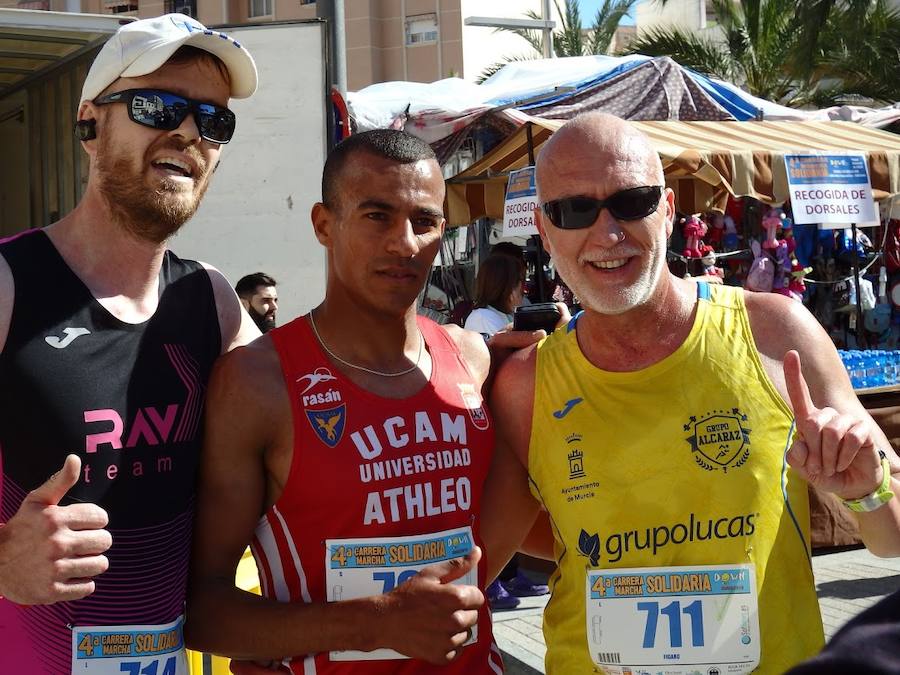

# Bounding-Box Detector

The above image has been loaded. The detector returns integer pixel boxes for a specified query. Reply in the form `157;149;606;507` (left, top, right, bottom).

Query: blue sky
578;0;640;26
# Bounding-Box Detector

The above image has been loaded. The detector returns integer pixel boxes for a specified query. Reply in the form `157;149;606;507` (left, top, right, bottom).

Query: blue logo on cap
170;16;203;33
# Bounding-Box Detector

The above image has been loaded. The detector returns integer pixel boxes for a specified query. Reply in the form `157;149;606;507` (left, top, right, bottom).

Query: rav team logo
685;408;751;472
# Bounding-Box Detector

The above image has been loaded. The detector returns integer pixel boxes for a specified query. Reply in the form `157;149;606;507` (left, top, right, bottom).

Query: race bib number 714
71;615;187;675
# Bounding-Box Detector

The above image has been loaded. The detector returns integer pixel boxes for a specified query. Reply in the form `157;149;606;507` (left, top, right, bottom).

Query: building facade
1;0;551;88
634;0;726;39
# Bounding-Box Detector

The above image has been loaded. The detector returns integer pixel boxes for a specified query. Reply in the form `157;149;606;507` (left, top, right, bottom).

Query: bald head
536;113;664;201
531;112;676;316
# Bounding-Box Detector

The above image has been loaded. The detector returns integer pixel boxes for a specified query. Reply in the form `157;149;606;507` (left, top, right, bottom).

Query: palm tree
621;0;797;101
477;0;640;83
622;0;900;106
809;0;900;106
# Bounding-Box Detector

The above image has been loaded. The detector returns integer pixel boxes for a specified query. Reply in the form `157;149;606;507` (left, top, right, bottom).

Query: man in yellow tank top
480;112;900;675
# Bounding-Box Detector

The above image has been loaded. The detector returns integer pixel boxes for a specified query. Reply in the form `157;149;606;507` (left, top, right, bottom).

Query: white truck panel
173;21;328;324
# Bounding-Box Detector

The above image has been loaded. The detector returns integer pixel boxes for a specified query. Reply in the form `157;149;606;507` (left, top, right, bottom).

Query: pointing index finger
784;350;815;421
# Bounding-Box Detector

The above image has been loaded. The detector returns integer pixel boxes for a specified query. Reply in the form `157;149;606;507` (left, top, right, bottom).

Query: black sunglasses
541;185;664;230
93;88;236;144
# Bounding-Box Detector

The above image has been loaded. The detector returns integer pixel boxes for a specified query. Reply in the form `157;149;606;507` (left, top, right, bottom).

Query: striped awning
445;117;900;226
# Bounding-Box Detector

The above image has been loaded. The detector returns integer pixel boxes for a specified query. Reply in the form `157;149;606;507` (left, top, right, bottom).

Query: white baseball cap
80;13;258;105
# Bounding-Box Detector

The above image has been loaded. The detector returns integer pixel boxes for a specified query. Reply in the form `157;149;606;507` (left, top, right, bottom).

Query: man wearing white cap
0;14;259;675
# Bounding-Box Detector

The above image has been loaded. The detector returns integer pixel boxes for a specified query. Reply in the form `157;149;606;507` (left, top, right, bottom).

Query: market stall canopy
0;9;129;99
351;55;740;146
350;54;900;150
445;117;900;226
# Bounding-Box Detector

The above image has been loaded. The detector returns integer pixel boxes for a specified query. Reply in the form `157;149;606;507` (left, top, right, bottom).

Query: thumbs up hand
0;455;112;604
784;351;883;500
375;546;484;664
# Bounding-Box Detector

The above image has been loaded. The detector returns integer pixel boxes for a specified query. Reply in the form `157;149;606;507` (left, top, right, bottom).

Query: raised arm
748;292;900;557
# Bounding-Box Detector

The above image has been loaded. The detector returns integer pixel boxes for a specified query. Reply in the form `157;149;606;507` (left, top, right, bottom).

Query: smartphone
513;302;562;334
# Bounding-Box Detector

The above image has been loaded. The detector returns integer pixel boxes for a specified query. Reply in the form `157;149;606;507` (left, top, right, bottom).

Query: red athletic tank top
256;315;502;674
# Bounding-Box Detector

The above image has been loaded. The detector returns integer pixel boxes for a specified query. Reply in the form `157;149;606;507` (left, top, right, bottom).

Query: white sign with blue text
502;167;540;237
784;153;877;228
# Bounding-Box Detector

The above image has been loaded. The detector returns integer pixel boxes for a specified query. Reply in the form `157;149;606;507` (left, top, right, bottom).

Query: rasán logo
685;408;751;473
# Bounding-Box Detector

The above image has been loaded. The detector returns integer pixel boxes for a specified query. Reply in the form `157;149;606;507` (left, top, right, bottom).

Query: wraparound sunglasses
93;88;236;144
541;185;664;229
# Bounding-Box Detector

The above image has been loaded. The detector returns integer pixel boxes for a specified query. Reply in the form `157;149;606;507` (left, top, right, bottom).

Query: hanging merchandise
707;212;725;248
847;274;877;311
680;213;709;258
864;267;893;341
833;275;853;310
838;228;872;259
786;262;813;302
700;250;724;280
746;240;775;292
885;220;900;273
891;275;900;310
771;243;793;297
724;196;744;229
665;189;892;351
723;214;741;251
818;228;837;257
781;217;795;254
747;205;802;302
762;208;786;250
791;222;818;267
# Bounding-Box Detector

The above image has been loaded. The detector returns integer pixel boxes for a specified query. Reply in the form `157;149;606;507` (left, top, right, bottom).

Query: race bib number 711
585;564;759;675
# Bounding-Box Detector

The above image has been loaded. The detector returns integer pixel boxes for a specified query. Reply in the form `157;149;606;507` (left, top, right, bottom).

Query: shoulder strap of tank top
1;229;81;290
159;249;204;292
417;315;458;354
696;280;711;300
269;314;320;375
1;230;97;351
416;315;489;394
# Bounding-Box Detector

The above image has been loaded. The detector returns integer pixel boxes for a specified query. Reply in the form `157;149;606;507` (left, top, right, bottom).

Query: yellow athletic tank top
529;282;823;674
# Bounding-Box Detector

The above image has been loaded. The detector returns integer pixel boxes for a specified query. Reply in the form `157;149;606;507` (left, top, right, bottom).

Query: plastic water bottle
859;351;872;389
845;350;864;389
887;351;897;386
840;351;854;388
870;351;886;387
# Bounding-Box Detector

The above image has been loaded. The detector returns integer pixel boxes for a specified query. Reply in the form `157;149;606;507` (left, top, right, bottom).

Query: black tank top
0;229;221;674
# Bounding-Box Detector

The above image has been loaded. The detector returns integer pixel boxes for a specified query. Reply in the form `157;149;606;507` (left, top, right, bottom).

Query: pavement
491;547;900;674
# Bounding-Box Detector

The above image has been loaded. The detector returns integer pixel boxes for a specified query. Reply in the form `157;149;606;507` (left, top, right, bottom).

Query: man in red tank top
186;130;504;673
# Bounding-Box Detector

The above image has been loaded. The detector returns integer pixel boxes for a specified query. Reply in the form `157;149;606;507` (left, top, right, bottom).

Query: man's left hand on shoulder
784;349;893;503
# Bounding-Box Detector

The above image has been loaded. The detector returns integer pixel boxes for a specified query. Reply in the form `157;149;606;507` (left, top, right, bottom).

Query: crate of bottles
839;350;900;390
